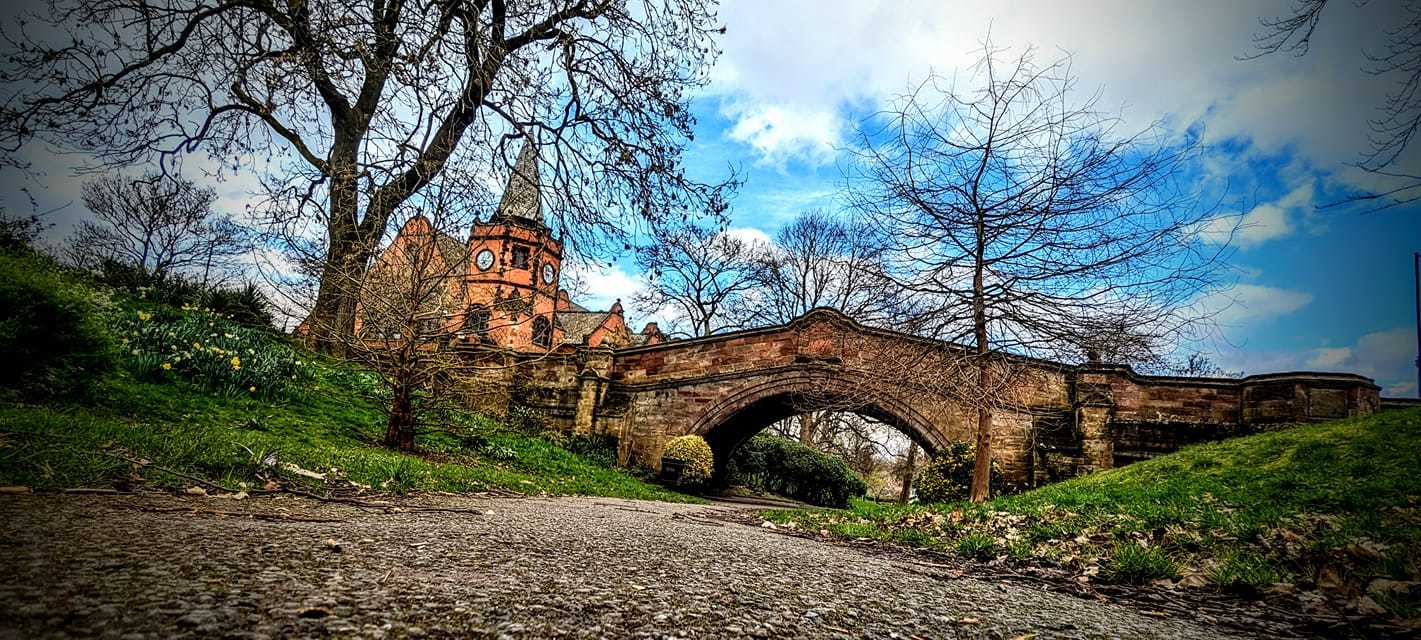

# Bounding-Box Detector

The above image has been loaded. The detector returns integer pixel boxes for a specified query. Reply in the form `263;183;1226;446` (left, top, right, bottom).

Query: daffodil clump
115;304;313;398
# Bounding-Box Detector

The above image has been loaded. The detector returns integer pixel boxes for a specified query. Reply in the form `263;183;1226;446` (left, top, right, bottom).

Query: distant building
350;141;664;352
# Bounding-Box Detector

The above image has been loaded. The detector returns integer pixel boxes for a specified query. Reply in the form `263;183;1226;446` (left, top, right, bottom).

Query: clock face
541;263;556;284
475;249;495;271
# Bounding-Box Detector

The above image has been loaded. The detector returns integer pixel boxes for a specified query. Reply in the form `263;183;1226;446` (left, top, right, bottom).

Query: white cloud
1195;181;1315;248
722;226;772;247
1205;283;1313;327
1297;327;1416;394
724;102;842;167
572;264;643;312
1307;347;1352;369
709;1;1416;183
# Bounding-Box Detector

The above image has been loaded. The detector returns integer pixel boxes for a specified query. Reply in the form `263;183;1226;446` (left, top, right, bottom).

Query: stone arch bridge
501;308;1380;485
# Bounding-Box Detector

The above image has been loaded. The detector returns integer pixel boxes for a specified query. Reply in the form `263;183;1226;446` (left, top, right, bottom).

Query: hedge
726;434;867;507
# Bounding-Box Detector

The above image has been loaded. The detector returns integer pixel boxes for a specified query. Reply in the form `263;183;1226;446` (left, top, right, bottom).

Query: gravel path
0;494;1243;639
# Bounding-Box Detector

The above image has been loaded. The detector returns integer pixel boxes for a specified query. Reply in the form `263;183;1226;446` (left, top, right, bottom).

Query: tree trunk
798;412;818;446
898;443;918;503
308;170;374;355
968;211;993;503
384;382;416;451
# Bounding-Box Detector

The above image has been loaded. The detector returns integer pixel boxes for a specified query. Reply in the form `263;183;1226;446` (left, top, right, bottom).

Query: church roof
432;230;469;273
493;140;542;225
557;310;612;345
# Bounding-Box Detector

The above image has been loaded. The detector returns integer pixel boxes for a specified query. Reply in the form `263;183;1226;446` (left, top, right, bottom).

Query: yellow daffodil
161;362;172;370
136;311;152;321
248;386;256;393
230;356;242;369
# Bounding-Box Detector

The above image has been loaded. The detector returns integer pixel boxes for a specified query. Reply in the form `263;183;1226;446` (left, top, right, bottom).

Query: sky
4;0;1419;396
650;0;1420;397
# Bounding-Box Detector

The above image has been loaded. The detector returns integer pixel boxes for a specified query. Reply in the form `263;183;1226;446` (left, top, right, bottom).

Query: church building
352;142;665;352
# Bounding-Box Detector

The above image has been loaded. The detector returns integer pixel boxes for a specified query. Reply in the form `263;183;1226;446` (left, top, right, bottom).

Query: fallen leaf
1369;579;1419;596
760;521;777;530
184;486;207;496
959;617;980;625
322;538;342;552
1178;574;1208;588
1352;595;1387;617
262;480;281;492
208;491;249;500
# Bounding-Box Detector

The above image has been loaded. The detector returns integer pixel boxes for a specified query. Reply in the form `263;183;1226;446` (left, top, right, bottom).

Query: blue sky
4;0;1418;395
582;0;1420;395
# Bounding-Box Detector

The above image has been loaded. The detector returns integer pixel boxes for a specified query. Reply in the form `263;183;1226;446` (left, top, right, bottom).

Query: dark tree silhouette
0;0;736;353
633;223;766;338
68;173;246;284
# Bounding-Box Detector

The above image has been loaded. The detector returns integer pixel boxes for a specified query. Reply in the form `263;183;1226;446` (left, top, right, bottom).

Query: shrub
914;441;1001;503
0;253;114;398
96;260;274;330
726;434;868;508
1101;543;1180;584
566;433;619;468
201;283;275;330
662;435;714;486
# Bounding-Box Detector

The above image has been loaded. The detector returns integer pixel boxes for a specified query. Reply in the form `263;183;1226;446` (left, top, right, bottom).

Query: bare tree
1247;0;1421;208
749;210;908;326
1;0;735;354
68;173;247;284
633;223;766;338
750;209;917;447
846;45;1228;501
338;189;490;450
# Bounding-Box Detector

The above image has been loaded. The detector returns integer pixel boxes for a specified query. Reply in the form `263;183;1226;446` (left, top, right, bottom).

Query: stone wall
490;309;1382;487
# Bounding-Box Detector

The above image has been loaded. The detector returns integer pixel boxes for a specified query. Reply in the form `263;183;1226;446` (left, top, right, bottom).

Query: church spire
494;139;542;225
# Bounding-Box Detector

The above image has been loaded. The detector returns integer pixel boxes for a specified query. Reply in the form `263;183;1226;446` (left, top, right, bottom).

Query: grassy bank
763;409;1421;619
0;253;694;503
0;374;693;502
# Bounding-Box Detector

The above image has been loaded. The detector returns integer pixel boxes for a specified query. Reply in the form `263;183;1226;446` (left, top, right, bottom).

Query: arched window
532;316;552;348
463;303;490;341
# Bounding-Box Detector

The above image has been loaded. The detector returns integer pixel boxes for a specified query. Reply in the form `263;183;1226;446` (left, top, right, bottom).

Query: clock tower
457;141;565;351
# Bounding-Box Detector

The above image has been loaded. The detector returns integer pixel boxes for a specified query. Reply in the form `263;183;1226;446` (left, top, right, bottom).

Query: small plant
1101;543;1180;584
955;532;997;559
1209;550;1282;592
661;435;714;487
914;441;1001;504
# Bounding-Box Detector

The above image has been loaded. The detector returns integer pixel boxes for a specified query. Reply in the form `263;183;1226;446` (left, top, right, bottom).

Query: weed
1102;543;1179;584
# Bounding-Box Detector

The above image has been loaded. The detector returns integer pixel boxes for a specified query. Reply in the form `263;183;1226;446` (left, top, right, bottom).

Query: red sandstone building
348;142;664;352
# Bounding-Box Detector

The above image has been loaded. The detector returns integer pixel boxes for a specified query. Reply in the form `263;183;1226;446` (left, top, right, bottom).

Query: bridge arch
687;369;961;473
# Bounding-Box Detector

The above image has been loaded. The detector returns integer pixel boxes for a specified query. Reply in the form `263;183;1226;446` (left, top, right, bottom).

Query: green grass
0;371;696;502
0;255;696;503
763;408;1421;615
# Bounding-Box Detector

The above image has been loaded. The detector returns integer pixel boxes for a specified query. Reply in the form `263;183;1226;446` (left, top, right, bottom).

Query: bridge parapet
482;309;1383;489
